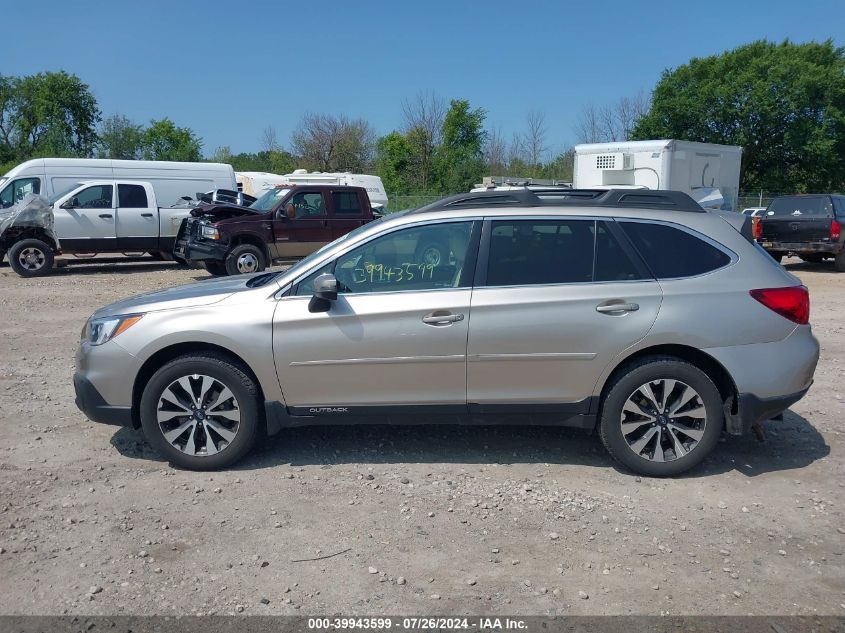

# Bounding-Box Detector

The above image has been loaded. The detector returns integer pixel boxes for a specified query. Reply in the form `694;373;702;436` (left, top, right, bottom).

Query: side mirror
308;272;338;313
285;203;296;219
60;198;78;209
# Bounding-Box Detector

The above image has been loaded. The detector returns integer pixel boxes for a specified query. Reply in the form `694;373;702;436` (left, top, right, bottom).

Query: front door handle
141;212;154;218
422;311;464;326
99;213;113;219
596;302;640;314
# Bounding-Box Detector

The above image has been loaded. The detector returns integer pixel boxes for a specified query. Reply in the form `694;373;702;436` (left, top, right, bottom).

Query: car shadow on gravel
109;408;829;478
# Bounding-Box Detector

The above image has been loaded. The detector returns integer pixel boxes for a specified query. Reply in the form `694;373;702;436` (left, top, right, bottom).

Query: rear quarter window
619;221;731;279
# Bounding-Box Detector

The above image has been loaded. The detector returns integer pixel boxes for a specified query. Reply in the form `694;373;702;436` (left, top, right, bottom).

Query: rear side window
118;184;148;208
332;191;362;215
767;196;833;217
486;220;595;286
619;221;730;279
595;221;644;282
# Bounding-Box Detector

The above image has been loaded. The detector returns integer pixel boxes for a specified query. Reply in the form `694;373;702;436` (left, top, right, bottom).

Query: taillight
751;216;762;240
831;219;841;241
750;286;810;325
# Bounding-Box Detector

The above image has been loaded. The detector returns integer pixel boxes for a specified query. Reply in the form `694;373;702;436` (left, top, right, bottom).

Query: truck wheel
800;254;824;264
204;261;228;276
768;252;783;264
834;250;845;273
225;244;266;275
0;249;6;266
9;239;54;278
415;239;449;267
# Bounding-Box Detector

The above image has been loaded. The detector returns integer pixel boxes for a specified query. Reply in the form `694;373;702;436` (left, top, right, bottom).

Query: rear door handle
141;213;154;218
596;302;639;314
422;312;464;325
99;213;113;219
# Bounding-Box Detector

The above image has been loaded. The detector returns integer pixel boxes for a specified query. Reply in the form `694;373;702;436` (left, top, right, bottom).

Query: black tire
768;252;783;264
834;249;845;273
148;251;166;260
139;353;262;470
598;356;723;477
204;261;228;276
225;243;266;276
0;249;6;266
800;254;824;264
414;239;449;267
9;238;54;278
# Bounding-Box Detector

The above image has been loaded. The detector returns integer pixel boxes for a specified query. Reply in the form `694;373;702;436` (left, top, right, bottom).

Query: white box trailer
0;158;237;209
237;170;388;209
573;140;743;211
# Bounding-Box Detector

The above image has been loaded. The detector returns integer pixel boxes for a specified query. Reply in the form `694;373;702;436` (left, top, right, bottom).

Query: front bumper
174;237;228;263
73;372;132;426
725;385;811;435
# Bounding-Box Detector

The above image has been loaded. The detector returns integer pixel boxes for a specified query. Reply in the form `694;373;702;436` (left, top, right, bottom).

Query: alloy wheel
236;252;259;274
18;247;46;271
156;374;241;456
620;379;707;462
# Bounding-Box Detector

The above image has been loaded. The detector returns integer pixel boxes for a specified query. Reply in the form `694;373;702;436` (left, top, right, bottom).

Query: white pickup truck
1;180;194;277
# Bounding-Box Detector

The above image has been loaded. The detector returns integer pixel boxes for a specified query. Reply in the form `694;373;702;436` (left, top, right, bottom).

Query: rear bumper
725;385;810;435
174;238;228;262
73;372;132;426
760;241;841;254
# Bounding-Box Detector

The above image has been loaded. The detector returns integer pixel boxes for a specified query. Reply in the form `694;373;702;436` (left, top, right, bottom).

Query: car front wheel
9;238;54;278
225;243;267;275
599;357;723;477
139;354;261;470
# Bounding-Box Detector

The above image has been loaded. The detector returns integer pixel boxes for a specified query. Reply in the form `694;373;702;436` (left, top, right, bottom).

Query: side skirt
264;400;597;436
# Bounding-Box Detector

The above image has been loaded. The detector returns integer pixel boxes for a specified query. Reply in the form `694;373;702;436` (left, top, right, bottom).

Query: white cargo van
237;170;388;209
0;158;236;209
573;140;743;211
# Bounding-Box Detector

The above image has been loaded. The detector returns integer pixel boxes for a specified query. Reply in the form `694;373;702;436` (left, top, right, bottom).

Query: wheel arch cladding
131;343;265;430
599;344;738;415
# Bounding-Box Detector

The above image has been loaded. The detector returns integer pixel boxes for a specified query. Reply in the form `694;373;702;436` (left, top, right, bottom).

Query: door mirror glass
308;272;338;313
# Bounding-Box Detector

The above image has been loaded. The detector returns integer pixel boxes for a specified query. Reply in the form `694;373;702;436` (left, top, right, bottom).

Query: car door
51;183;116;251
328;190;368;241
116;182;157;251
272;190;332;257
273;219;480;414
466;217;662;411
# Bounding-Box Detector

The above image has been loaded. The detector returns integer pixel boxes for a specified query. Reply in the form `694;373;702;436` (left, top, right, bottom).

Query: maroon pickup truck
174;184;378;275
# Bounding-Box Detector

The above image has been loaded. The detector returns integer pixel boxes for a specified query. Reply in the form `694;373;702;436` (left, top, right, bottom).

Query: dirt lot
0;255;842;617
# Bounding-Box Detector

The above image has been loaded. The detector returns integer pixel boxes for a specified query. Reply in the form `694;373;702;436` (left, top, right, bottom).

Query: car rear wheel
599;357;723;477
834;249;845;273
139;354;261;470
225;243;266;276
9;238;54;278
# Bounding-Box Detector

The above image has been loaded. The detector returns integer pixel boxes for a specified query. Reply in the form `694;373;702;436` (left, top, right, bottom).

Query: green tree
97;114;143;159
141;118;202;161
633;40;845;191
0;71;100;161
434;99;486;193
375;131;414;194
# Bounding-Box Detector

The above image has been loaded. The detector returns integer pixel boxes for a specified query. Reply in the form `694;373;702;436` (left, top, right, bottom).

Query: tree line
2;39;844;194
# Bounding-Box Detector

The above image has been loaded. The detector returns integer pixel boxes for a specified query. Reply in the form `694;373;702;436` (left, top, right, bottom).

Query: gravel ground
0;254;843;616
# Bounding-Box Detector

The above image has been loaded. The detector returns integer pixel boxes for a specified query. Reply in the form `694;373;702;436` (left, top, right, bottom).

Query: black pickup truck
759;194;845;271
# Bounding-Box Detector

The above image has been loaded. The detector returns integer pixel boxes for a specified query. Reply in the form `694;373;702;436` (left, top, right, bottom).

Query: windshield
767;196;832;217
250;187;291;211
49;183;83;204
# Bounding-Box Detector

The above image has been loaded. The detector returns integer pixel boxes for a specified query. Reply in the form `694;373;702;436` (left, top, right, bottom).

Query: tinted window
332;191;362;215
833;197;845;218
767;196;833;217
72;185;113;209
290;191;325;218
620;221;730;278
118;184;148;208
0;177;41;208
295;221;473;295
595;221;644;282
486;220;594;286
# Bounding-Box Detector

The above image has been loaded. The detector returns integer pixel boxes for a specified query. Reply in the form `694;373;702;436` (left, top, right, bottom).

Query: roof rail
413;189;706;213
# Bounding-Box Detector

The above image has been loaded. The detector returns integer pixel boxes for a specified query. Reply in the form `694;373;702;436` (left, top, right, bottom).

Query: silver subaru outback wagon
74;189;819;476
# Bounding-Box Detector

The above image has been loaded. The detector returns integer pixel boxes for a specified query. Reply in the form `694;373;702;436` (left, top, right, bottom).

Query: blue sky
2;0;843;157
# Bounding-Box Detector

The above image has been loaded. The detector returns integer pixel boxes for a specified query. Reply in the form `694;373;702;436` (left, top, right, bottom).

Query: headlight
84;314;144;346
201;224;220;240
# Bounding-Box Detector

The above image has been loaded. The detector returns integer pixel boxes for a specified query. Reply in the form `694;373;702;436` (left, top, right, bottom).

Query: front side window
0;177;41;208
290;191;325;218
295;221;474;295
71;185;113;209
118;184;148;208
486;219;595;286
620;221;731;279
